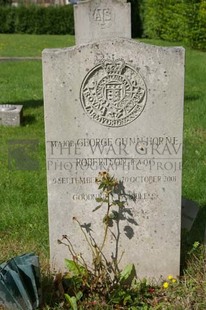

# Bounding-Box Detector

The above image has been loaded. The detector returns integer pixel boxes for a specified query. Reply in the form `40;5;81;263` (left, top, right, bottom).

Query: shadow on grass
40;273;65;309
22;114;36;125
3;99;43;109
14;99;43;109
189;205;206;243
185;92;200;101
181;202;206;273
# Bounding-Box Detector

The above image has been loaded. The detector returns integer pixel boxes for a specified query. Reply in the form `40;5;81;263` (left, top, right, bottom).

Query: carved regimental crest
80;59;147;127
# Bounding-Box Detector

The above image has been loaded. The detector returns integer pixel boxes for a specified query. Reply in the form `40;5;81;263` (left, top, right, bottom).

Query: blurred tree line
0;0;11;5
142;0;206;50
0;0;206;50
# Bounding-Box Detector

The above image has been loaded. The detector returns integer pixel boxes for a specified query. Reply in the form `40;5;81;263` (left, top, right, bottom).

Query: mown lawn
0;34;206;309
0;34;75;57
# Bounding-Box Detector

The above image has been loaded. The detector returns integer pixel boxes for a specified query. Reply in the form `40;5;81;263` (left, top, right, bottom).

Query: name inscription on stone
47;136;182;202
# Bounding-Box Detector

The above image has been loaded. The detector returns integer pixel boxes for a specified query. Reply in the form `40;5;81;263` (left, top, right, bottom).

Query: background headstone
74;0;131;45
0;105;23;126
43;36;185;279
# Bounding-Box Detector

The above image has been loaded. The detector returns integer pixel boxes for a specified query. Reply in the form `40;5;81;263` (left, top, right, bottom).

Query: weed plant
57;172;142;309
42;242;206;309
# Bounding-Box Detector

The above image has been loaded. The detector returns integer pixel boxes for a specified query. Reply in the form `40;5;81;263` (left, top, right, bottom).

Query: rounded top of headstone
0;104;16;111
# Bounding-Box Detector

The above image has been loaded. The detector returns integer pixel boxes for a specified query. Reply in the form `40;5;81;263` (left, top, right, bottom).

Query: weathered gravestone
43;0;185;280
74;0;131;45
0;104;23;126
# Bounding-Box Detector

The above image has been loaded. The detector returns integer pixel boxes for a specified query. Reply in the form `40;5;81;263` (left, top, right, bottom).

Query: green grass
0;34;75;57
0;41;48;263
0;35;206;309
183;49;206;204
0;36;75;302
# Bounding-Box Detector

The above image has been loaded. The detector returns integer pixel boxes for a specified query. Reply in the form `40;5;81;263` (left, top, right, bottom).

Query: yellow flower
163;282;169;289
172;278;177;283
167;275;173;280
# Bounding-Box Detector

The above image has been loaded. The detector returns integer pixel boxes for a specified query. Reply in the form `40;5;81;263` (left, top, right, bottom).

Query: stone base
0;105;23;126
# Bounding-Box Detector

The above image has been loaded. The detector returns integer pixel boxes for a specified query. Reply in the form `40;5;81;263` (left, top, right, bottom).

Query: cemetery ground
0;34;206;309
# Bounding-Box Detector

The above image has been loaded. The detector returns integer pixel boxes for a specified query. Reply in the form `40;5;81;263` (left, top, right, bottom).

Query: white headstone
74;0;131;45
43;0;185;280
0;104;23;126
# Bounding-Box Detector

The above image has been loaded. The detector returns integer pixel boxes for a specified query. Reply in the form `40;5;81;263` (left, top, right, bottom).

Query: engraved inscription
93;8;112;27
47;133;182;210
47;136;182;158
72;192;158;201
47;134;182;207
48;158;182;173
80;59;147;127
52;175;177;185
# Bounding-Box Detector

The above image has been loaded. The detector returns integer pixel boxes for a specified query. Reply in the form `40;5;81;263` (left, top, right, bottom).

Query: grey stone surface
74;0;131;45
43;38;185;280
0;104;23;126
